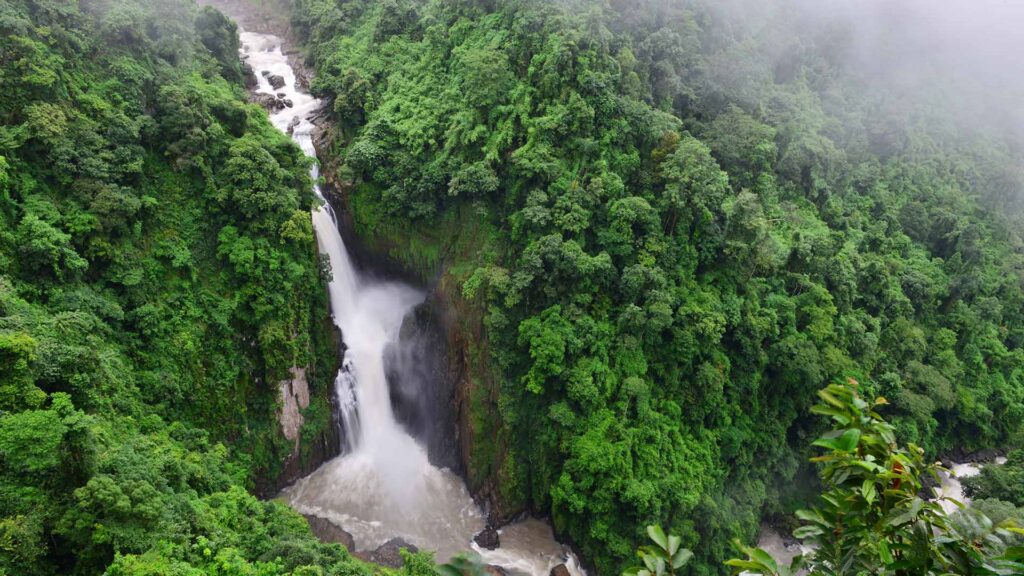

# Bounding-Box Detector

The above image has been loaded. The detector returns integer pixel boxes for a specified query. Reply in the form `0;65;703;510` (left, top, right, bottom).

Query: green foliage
726;382;1024;576
0;0;350;574
964;450;1024;507
623;525;694;576
434;553;486;576
295;0;1024;572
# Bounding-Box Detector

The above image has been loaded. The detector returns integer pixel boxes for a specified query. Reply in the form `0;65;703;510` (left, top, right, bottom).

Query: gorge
237;28;584;575
4;0;1024;573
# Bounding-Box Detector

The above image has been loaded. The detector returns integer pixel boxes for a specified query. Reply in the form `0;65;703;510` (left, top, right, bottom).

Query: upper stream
239;32;584;576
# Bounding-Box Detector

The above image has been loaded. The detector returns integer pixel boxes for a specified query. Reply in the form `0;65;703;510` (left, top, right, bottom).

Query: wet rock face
255;364;341;497
474;526;500;550
279;367;310;445
484;566;510;576
268;73;286;89
384;300;462;473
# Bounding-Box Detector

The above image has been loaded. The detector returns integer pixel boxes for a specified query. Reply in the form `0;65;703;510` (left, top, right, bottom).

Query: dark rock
242;62;257;89
283;98;293;108
942;447;1007;464
286;116;301;136
293;65;311;91
276;92;286;98
550;564;571;576
251;93;289;112
368;537;419;568
303;515;355;551
384;300;462;473
268;74;286;89
252;92;277;109
261;69;270;77
474;527;500;550
484;565;509;576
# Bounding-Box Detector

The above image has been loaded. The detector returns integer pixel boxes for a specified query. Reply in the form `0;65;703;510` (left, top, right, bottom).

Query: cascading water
239;31;584;575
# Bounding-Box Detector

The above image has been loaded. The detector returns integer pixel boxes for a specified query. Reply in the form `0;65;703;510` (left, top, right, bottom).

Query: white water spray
239;32;583;575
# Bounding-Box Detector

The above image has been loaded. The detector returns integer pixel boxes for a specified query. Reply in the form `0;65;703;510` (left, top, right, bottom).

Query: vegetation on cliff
631;382;1024;576
0;0;371;573
293;0;1024;573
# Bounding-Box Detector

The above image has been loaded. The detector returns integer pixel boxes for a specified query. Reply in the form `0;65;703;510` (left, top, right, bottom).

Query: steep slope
0;1;369;573
292;0;1024;573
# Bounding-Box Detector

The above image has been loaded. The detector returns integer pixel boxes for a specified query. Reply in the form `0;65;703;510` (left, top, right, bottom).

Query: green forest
2;0;1024;574
0;0;403;573
293;0;1024;573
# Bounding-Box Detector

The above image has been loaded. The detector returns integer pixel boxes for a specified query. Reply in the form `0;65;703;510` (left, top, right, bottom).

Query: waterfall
240;31;584;575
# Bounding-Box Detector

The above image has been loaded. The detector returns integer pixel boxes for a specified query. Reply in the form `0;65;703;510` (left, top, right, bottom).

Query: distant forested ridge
293;0;1024;573
0;0;380;573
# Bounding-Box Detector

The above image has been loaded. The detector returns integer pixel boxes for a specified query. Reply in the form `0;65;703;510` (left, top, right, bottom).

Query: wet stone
474;526;500;550
550;564;571;576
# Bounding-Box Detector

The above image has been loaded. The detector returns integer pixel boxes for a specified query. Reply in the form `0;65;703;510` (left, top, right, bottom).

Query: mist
789;0;1024;139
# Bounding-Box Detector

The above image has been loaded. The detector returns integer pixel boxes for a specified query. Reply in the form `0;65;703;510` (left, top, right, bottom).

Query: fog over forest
705;0;1020;123
797;0;1024;129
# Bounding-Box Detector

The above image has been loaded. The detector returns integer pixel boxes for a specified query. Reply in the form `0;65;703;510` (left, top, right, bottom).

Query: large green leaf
647;525;668;551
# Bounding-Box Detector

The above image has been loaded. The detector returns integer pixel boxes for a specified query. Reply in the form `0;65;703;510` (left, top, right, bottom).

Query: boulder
268;74;286;89
283;98;294;108
286;116;301;135
368;537;419;568
260;69;270;77
550;564;571;576
252;93;279;110
484;565;510;576
302;515;355;551
242;63;257;89
474;526;500;550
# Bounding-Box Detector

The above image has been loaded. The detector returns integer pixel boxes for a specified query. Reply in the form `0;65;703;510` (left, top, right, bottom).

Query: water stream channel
238;31;584;576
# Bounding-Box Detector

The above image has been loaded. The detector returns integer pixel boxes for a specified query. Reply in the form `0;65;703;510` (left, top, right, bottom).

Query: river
237;31;584;576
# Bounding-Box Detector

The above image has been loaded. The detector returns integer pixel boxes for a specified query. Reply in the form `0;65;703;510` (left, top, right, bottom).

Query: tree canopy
295;0;1024;572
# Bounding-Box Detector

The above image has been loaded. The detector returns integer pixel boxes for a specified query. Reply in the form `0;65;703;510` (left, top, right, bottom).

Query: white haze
238;31;584;575
789;0;1024;139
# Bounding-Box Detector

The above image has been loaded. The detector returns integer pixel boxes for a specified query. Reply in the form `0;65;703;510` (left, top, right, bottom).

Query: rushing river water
238;31;584;575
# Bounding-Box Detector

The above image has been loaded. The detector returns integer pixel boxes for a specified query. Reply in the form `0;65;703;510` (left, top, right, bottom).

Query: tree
0;408;66;473
622;525;693;576
727;381;1024;576
658;135;730;261
195;6;241;82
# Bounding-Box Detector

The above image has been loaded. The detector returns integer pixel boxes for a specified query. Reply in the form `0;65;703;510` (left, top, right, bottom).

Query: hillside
291;0;1024;573
0;0;375;573
3;0;1024;574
